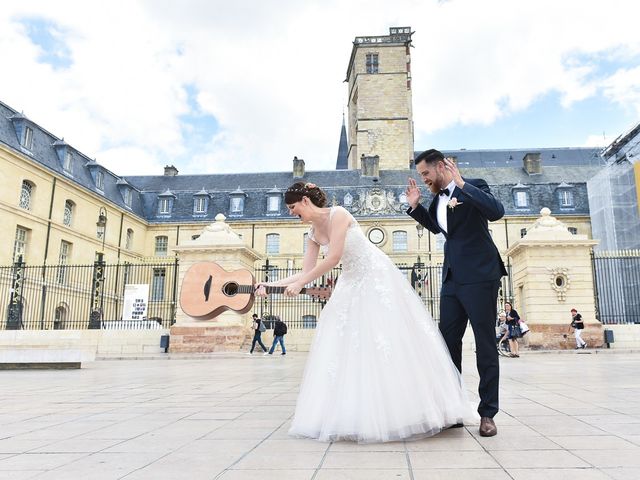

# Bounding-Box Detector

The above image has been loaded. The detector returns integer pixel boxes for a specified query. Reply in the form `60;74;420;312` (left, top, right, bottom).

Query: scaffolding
587;122;640;324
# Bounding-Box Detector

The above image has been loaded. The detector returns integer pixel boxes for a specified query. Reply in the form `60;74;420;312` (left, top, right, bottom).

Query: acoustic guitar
179;262;332;320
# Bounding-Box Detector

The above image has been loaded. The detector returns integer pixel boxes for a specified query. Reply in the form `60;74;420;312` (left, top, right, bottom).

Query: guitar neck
238;285;309;294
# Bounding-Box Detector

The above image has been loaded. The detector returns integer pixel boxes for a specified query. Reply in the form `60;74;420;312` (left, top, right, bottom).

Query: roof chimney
293;156;305;178
361;154;380;178
164;165;179;176
523;153;542;175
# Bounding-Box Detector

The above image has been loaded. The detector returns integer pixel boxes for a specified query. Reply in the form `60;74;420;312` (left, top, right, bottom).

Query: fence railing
0;257;178;330
592;249;640;324
1;256;514;331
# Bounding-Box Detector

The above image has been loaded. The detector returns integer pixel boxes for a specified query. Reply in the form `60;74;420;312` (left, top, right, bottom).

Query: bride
255;181;477;443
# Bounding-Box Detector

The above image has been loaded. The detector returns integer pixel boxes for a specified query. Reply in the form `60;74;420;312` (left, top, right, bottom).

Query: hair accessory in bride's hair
304;182;317;189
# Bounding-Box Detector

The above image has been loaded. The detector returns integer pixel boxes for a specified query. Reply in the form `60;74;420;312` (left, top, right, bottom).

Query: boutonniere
448;198;463;210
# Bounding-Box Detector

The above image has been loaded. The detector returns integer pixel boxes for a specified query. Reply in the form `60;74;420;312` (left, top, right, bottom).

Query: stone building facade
0;26;606;339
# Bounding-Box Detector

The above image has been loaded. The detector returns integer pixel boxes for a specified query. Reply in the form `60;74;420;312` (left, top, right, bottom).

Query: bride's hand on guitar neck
254;283;268;297
284;282;304;297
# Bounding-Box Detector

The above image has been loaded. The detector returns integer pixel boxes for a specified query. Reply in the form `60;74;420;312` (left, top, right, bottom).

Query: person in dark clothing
248;313;268;355
570;308;587;349
406;149;506;437
504;302;521;358
269;316;287;355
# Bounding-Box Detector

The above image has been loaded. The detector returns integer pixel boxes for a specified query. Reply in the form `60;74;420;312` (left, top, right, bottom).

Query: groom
406;149;507;437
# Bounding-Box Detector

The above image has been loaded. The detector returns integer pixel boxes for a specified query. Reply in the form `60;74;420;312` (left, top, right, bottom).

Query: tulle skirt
288;260;478;443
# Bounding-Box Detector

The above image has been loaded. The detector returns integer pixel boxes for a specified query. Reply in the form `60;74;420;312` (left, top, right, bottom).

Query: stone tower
345;26;414;171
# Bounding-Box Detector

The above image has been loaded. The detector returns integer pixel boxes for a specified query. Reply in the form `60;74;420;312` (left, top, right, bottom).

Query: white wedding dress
288;206;478;443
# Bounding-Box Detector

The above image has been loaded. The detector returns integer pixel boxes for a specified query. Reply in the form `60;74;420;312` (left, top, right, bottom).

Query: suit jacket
408;177;507;285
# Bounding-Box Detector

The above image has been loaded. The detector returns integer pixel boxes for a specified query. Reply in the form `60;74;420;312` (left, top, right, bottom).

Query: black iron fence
2;255;514;331
255;262;514;328
592;249;640;324
1;256;178;330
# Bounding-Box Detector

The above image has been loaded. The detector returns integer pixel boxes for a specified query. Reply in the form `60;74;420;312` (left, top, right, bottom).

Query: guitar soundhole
222;282;239;297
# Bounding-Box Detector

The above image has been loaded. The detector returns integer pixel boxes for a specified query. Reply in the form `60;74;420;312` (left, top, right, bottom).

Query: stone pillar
170;214;262;353
506;208;602;349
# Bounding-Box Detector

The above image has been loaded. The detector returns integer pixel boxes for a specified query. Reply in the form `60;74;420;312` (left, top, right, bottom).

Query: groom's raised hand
405;178;421;210
444;157;465;189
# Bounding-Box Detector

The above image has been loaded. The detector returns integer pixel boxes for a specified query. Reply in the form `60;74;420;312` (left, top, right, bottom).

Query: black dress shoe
479;417;497;437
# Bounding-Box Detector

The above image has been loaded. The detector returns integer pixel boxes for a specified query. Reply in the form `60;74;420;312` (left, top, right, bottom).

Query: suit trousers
439;276;501;418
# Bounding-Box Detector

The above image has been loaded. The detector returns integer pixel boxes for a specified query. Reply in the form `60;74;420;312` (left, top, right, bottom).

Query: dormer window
123;188;132;207
268;196;280;212
266;186;282;215
22;126;33;150
159;198;170;214
515;191;528;208
63;152;72;172
96;170;104;190
512;183;530;209
193;189;209;215
229;187;246;216
343;193;353;206
557;183;575;208
194;197;206;213
560;190;573;207
231;197;243;213
157;189;176;216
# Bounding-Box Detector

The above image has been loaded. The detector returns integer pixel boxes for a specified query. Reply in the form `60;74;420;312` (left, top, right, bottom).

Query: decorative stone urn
169;214;261;353
506;208;602;349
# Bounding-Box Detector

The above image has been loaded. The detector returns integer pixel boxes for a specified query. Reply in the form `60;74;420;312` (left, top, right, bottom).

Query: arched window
266;233;280;255
303;232;309;254
392;231;408;252
63;200;74;226
54;304;68;330
125;229;134;250
19;180;34;210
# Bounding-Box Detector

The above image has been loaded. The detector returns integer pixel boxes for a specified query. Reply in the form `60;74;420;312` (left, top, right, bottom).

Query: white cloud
1;0;639;177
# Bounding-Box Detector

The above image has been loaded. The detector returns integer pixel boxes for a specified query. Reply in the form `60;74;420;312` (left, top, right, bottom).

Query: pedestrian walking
248;313;269;355
268;316;287;355
570;308;587;349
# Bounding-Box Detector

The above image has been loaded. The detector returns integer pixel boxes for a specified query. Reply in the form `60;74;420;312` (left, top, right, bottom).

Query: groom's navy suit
408;177;506;418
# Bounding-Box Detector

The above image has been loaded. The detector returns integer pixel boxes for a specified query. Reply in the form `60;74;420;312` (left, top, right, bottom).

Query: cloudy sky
1;0;639;175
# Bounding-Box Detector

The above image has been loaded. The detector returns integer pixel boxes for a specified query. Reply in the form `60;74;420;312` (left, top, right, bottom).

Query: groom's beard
428;174;446;194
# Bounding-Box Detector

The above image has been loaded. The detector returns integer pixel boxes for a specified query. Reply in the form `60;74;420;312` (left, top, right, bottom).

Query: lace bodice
308;206;394;280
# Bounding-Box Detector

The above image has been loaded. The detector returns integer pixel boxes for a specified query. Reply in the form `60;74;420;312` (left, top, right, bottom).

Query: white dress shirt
436;180;456;234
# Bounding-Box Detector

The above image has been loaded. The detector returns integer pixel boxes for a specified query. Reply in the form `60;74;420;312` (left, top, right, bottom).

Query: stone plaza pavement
1;350;640;480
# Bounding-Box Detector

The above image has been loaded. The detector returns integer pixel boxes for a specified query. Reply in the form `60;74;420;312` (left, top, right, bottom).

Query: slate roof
1;99;603;224
0;101;145;218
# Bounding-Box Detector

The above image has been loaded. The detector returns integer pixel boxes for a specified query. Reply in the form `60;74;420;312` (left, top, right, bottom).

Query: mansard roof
0;100;145;217
0;99;601;224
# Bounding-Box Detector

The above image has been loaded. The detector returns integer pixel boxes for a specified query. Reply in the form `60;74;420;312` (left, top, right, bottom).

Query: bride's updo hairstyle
285;182;327;207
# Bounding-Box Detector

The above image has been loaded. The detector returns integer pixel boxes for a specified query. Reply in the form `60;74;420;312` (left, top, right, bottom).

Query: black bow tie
438;188;450;196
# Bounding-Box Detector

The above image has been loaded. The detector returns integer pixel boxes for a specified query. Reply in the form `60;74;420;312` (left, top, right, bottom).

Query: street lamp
415;224;424;251
96;207;108;252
